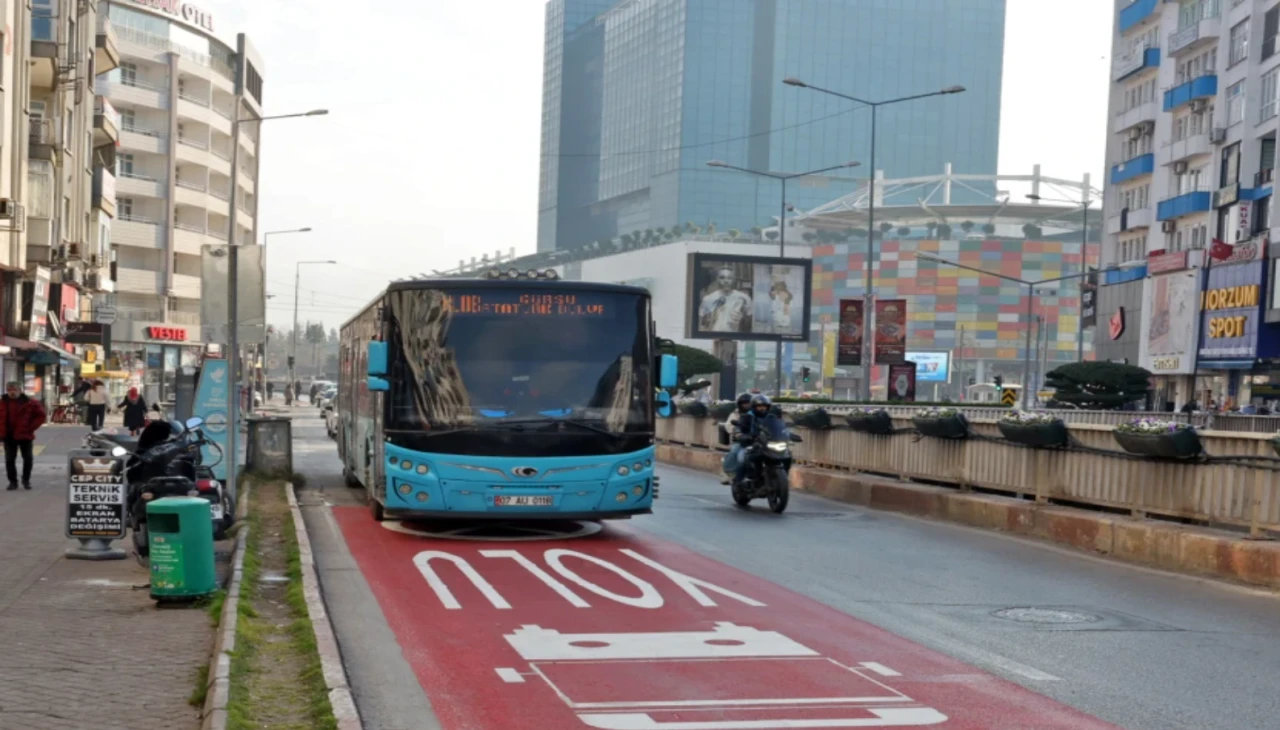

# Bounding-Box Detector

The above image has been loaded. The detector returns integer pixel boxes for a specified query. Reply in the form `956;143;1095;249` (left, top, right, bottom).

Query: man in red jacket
0;381;46;490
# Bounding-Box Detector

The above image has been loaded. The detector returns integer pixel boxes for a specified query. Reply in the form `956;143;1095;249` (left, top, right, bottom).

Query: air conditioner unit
1161;220;1177;233
1190;99;1207;113
66;242;80;259
1129;127;1144;140
1141;121;1155;135
1174;161;1189;175
0;199;18;219
1210;127;1227;143
85;272;101;290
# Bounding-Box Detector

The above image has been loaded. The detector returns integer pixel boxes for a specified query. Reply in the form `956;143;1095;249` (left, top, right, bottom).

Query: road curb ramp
287;484;365;730
657;444;1280;589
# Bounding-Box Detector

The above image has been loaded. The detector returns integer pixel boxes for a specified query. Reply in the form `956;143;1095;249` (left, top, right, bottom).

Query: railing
174;222;206;232
168;311;200;325
210;147;231;161
209;188;230;201
121;124;162;138
176;179;207;191
28;118;53;145
178;136;209;150
119;171;158;182
120;78;163;92
116;308;164;322
113;26;235;81
212;106;232;120
179;92;211;108
657;415;1280;535
118;215;158;224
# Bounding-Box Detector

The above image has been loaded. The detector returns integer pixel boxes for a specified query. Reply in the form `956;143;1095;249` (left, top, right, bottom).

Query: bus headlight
644;459;652;467
398;484;412;495
401;459;412;470
616;465;630;476
416;492;429;503
615;492;628;503
416;464;429;475
633;462;643;472
631;486;644;496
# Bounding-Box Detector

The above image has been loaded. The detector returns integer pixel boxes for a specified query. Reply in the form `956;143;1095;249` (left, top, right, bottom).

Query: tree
659;342;724;394
983;222;997;235
765;230;779;241
750;226;763;238
937;223;953;239
728;228;741;239
926;221;938;237
897;226;911;237
961;220;975;234
802;231;817;243
1044;361;1152;410
305;322;327;375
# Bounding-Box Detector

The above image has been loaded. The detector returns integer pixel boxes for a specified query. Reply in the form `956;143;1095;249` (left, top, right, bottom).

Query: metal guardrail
657;415;1280;536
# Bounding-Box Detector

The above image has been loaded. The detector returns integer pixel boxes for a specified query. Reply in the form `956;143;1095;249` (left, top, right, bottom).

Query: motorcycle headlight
767;441;788;452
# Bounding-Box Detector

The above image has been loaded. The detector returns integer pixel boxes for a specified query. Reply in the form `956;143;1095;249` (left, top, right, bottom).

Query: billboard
887;362;917;402
1199;259;1265;361
686;253;812;341
906;351;950;383
873;299;907;364
836;299;863;365
1139;271;1200;374
1080;270;1098;328
201;244;266;345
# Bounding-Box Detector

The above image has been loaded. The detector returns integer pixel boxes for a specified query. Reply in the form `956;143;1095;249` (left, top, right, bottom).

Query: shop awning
35;340;80;364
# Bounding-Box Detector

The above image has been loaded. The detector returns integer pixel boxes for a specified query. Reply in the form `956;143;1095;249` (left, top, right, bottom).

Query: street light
917;252;1140;408
705;159;861;394
1027;193;1098;362
784;77;965;399
263;227;312;245
226;107;327;500
291;260;338;394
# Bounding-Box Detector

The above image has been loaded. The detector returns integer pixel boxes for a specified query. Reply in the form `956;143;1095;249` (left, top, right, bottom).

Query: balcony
95;18;121;75
1157;190;1213;220
113;219;164;250
1168;11;1221;57
174;225;216;255
30;12;57;89
120;126;166;155
171;273;201;299
1114;47;1161;82
92;166;116;218
1120;0;1159;34
1107;207;1154;234
1113;100;1158;133
1162;133;1212;165
99;79;168;110
116;267;165;295
1163;75;1217;111
1111;153;1155;184
116;173;165;198
93;96;121;149
28;119;55;161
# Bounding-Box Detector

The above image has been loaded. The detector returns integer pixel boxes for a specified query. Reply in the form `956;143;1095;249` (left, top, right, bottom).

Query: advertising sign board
887;362;917;402
905;351;950;383
836;299;863;366
1139;271;1200;374
685;253;812;342
191;358;229;481
66;452;127;540
1199;259;1265;361
873;299;907;365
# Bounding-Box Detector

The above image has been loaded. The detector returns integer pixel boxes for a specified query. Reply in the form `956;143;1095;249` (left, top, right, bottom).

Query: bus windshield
383;286;653;456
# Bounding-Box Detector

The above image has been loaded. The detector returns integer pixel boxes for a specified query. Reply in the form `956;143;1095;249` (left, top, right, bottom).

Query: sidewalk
0;425;227;730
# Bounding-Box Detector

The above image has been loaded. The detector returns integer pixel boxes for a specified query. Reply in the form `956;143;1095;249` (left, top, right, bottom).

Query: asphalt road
289;407;1280;730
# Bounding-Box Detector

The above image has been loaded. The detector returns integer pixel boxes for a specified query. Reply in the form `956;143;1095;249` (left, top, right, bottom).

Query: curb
658;443;1280;590
287;484;364;730
201;479;252;730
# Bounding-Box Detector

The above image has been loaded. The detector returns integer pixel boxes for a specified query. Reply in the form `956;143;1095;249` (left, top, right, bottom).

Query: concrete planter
912;413;969;439
998;419;1069;448
1114;428;1202;459
846;409;894;435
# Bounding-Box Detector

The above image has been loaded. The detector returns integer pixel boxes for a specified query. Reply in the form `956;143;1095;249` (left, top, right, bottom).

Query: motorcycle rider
719;392;754;484
732;394;777;487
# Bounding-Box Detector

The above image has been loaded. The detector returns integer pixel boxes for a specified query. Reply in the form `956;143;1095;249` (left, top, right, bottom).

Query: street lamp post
783;78;964;400
1027;193;1096;362
917;252;1138;408
257;228;311;396
290;260;337;395
706;160;861;394
226;108;326;497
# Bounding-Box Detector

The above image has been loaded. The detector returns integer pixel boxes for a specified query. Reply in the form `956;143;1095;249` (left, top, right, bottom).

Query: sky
201;0;1114;330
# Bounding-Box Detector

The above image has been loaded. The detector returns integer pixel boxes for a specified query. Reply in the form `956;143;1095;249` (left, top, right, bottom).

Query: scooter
718;415;803;514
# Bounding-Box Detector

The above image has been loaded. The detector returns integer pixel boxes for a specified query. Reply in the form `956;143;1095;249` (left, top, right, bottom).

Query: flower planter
709;402;737;420
790;408;832;430
1113;429;1202;459
912;413;969;439
846;410;894;435
998;419;1069;448
678;401;710;418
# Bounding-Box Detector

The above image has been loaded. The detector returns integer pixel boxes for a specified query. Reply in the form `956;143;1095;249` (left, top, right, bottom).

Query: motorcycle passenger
719;393;754;484
732;395;778;487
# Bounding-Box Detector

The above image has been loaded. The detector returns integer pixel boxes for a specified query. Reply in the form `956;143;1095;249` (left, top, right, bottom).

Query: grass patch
188;662;210;708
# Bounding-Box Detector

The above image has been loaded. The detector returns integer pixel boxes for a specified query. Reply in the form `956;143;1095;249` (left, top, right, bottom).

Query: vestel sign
147;326;188;342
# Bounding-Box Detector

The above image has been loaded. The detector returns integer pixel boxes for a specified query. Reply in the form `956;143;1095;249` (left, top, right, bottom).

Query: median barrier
656;414;1280;588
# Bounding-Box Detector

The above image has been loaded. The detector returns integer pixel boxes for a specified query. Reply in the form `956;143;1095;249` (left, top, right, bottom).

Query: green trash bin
147;497;217;602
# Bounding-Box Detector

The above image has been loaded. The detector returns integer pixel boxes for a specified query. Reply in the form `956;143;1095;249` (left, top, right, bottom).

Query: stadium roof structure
790;164;1102;233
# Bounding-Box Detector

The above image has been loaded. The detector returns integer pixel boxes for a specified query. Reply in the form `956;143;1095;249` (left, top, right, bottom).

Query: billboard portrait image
687;253;812;341
837;299;864;366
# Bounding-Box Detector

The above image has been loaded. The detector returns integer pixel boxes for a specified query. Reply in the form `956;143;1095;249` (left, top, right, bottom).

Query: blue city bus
337;270;678;522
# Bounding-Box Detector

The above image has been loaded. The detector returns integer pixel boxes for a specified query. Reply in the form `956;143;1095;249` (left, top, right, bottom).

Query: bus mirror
655;390;673;418
659;354;678;388
367;376;390;392
367;341;388;377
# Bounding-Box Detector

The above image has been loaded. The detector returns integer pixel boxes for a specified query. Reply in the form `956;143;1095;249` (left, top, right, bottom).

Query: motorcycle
719;414;803;514
86;416;230;556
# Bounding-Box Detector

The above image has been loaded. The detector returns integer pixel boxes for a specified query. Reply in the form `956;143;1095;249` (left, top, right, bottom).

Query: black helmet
750;394;772;414
736;392;752;407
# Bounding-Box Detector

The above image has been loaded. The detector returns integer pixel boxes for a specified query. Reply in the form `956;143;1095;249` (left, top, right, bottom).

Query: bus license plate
494;496;553;507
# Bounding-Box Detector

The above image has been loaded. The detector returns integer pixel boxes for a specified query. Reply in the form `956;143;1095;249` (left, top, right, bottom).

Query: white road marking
413;551;511;610
481;549;592;608
858;662;901;677
577;707;949;728
545;549;665;609
622;549;767;607
494;667;524;683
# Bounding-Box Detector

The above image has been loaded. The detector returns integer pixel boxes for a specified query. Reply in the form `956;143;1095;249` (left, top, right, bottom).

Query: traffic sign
1001;387;1018;406
93;305;117;325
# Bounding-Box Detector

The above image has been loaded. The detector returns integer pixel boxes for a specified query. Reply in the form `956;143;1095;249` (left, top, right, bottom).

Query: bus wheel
369;496;385;522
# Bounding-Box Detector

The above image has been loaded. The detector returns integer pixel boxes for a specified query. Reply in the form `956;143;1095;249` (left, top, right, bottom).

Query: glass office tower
537;0;1007;252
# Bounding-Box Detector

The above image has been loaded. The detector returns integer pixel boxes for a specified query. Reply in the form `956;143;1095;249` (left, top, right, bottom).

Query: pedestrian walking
118;387;149;436
85;380;108;430
267;381;275;401
0;381;46;490
284;383;294;406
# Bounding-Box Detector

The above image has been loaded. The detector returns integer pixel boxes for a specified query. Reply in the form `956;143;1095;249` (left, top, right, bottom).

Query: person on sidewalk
266;381;274;401
85;380;108;430
0;382;46;490
118;387;149;436
284;383;294;406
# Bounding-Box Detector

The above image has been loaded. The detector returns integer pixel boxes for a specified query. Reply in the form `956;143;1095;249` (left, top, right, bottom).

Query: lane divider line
859;662;902;677
495;668;526;683
288;484;366;730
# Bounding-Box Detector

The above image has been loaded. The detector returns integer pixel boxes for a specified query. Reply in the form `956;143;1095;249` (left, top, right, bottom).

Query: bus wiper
495;417;652;439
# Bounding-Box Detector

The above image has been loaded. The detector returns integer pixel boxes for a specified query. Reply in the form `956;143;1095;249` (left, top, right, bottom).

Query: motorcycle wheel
730;482;751;507
131;515;150;557
767;467;790;514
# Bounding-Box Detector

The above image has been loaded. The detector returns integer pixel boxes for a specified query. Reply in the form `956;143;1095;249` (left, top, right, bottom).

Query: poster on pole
836;299;864;365
887;362;917;402
873;299;908;364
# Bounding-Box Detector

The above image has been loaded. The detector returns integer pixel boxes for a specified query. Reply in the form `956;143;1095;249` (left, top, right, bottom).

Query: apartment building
96;0;265;401
1103;0;1280;410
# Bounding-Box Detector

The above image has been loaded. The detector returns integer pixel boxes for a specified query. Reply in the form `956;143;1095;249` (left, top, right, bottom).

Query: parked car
317;387;337;412
324;402;338;439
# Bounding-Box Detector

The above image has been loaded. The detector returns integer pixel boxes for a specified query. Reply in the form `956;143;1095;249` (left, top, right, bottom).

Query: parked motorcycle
719;415;803;514
86;417;230;556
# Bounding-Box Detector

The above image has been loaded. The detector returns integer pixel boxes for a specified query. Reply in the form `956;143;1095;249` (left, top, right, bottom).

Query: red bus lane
333;508;1120;730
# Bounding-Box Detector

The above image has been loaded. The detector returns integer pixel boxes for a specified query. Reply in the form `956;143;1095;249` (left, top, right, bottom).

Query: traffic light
287;355;295;367
801;366;812;383
993;374;1003;389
